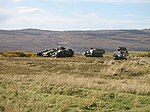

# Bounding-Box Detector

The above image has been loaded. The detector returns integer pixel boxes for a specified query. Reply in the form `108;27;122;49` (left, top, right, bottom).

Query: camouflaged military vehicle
36;46;74;58
84;48;105;57
36;48;56;57
114;47;128;60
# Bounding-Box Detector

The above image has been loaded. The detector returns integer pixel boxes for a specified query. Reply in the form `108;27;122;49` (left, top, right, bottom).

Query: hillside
0;53;150;111
0;29;150;52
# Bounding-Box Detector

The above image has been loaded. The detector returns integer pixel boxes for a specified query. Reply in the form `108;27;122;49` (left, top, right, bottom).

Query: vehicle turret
114;47;128;60
84;48;105;57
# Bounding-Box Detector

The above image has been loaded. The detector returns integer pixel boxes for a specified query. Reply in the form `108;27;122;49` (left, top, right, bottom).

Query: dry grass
129;52;150;57
0;51;36;57
0;52;150;111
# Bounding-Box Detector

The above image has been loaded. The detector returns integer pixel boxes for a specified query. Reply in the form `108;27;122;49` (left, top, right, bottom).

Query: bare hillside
0;29;150;52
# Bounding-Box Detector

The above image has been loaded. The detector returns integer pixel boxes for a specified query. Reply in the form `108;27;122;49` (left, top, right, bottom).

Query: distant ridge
0;29;150;52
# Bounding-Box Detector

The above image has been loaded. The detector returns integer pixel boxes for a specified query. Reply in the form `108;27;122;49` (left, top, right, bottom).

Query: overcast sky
0;0;150;30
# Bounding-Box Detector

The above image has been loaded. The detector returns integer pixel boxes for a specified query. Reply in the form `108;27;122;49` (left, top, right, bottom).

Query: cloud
16;7;45;14
0;0;23;6
1;8;149;30
1;0;24;3
12;0;23;2
51;0;150;3
0;5;149;30
0;7;79;30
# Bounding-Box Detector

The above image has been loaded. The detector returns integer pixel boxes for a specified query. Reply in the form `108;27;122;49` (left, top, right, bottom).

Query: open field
0;53;150;112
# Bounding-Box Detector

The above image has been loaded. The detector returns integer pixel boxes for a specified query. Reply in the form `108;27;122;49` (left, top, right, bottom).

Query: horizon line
0;28;150;31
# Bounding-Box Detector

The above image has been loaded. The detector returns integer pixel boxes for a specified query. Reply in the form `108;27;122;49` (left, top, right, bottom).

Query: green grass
0;52;150;112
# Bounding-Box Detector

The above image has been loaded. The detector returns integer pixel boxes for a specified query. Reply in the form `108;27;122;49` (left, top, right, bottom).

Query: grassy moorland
0;52;150;112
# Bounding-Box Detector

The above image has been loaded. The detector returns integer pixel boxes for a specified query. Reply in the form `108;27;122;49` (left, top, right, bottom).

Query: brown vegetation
0;52;150;111
0;29;150;52
0;51;36;57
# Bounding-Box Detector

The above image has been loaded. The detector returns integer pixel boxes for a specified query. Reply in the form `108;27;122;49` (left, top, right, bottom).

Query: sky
0;0;150;30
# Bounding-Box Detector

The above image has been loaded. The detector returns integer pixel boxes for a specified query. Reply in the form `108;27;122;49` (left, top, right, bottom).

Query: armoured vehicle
36;46;74;58
84;48;105;57
36;48;56;57
114;47;128;60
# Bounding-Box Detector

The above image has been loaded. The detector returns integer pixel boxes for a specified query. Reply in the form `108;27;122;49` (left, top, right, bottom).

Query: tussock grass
129;52;150;57
0;51;36;57
0;52;150;111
